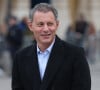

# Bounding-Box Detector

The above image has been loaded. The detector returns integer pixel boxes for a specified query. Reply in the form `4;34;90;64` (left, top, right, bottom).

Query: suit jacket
12;36;91;90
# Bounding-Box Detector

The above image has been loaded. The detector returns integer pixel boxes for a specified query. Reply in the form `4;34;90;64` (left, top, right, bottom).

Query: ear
56;20;59;30
56;20;59;27
27;20;33;32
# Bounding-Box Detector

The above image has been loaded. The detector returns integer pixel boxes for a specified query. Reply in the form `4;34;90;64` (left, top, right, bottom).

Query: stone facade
0;0;100;38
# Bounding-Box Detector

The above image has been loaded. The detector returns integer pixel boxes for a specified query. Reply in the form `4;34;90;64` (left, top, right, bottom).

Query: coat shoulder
60;40;85;55
15;44;34;57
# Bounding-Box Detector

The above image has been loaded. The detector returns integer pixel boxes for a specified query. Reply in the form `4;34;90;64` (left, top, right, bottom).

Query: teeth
42;34;50;36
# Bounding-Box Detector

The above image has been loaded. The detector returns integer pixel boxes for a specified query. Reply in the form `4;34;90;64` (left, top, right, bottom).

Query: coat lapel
40;36;65;90
26;42;41;89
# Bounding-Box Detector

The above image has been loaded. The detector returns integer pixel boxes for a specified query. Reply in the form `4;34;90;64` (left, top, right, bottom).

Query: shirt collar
37;37;55;54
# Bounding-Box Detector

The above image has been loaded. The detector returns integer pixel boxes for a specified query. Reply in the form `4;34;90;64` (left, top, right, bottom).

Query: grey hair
29;3;58;21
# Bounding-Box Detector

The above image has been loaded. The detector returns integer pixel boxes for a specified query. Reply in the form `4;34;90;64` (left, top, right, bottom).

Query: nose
43;24;49;32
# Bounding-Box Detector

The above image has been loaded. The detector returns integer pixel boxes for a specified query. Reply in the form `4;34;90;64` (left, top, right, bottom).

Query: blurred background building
0;0;100;38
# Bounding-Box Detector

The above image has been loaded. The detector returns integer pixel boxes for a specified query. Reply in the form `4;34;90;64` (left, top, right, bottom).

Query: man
12;3;91;90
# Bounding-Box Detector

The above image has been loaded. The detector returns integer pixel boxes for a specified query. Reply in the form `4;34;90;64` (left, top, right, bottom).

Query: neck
37;36;56;52
37;42;52;52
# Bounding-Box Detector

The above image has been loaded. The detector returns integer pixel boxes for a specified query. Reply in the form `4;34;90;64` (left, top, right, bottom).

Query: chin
41;39;53;44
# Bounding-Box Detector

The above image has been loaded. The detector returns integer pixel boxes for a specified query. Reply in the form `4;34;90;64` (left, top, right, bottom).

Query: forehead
33;11;56;21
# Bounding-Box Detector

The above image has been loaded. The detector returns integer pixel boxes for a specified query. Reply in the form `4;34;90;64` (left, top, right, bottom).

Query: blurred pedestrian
6;16;23;62
74;13;89;47
66;25;76;45
18;16;29;32
87;23;96;64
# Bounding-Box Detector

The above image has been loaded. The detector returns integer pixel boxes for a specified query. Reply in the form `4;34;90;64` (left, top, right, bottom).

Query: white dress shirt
37;39;55;79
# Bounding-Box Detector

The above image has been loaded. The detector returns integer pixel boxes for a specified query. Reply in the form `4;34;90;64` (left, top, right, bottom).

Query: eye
37;22;44;27
47;22;53;26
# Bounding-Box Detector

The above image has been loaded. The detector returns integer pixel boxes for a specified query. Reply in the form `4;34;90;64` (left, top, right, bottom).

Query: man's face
29;11;59;45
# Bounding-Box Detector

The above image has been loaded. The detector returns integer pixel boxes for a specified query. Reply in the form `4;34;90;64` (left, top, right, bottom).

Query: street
90;62;100;90
0;76;11;90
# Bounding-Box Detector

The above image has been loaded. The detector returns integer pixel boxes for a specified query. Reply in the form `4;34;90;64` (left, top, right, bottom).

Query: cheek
51;27;57;32
33;30;41;38
31;27;39;33
52;25;58;30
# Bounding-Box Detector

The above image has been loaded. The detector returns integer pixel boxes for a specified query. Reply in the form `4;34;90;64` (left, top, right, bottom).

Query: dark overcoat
12;36;91;90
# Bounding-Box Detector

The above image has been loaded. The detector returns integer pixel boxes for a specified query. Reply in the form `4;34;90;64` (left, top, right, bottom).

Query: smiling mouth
41;34;51;36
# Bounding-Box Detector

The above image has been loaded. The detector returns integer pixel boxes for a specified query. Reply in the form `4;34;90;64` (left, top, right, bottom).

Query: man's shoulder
55;36;84;52
16;44;33;56
60;40;84;54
